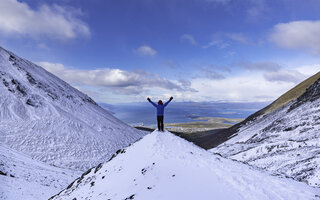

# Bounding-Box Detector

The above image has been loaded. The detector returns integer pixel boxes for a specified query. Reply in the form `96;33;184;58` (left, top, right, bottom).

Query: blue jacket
149;99;172;116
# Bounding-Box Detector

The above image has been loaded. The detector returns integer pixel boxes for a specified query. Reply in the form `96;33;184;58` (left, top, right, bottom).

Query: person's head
158;100;163;105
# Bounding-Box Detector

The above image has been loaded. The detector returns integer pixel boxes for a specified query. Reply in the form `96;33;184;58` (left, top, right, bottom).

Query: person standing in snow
147;97;173;132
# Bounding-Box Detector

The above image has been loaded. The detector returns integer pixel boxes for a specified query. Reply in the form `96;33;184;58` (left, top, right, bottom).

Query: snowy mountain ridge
0;46;146;171
49;131;320;200
212;74;320;187
200;71;320;150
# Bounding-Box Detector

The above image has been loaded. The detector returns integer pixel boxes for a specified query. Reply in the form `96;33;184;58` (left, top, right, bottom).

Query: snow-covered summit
212;74;320;187
0;46;146;170
50;131;320;200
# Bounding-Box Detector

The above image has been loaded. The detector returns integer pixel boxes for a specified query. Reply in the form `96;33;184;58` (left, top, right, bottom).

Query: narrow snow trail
50;131;320;200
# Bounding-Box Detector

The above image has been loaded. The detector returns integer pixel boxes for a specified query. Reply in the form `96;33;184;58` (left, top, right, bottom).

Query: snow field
51;131;320;200
0;145;80;200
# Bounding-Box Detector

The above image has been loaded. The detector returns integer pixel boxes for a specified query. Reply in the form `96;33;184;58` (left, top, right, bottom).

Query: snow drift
50;131;320;200
0;46;146;170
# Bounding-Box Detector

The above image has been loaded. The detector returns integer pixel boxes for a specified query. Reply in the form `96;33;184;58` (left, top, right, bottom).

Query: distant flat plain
165;117;243;134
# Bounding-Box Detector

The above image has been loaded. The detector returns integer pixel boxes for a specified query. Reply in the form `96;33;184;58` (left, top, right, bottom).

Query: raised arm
147;97;157;108
164;97;173;107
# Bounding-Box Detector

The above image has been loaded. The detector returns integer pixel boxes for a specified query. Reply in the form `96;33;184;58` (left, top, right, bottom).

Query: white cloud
226;33;249;44
36;62;318;103
204;0;268;22
181;34;197;45
202;40;219;49
189;64;319;102
240;61;281;72
295;64;320;76
246;0;267;21
134;45;157;56
37;62;195;96
270;20;320;55
200;68;226;80
37;62;200;103
202;40;230;49
190;74;289;102
264;70;306;83
202;32;250;49
0;0;90;40
237;61;310;84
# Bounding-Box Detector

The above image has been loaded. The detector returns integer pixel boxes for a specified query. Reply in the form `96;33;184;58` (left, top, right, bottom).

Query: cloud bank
38;62;196;95
37;61;317;103
190;69;310;103
0;0;90;40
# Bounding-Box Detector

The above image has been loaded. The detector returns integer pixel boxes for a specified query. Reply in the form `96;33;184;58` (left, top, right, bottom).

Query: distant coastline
100;101;267;128
134;116;242;134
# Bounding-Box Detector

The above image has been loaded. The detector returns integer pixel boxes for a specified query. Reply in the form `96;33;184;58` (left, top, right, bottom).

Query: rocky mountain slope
201;71;320;149
49;131;320;200
211;73;320;187
0;145;79;200
0;46;146;171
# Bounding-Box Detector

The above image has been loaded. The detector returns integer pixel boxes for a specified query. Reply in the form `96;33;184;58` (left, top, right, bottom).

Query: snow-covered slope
50;131;320;200
0;46;146;170
0;145;79;200
212;76;320;187
201;72;320;150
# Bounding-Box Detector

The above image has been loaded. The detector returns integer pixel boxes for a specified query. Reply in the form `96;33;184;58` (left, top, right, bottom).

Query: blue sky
1;0;320;103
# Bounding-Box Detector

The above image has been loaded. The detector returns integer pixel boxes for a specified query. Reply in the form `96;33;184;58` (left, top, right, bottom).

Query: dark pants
157;116;164;131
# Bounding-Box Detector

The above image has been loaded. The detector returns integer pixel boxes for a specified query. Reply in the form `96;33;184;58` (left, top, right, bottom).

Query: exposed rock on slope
265;71;320;114
212;74;320;187
0;46;146;170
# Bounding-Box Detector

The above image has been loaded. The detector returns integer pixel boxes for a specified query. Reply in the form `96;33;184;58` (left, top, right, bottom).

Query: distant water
100;101;270;127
